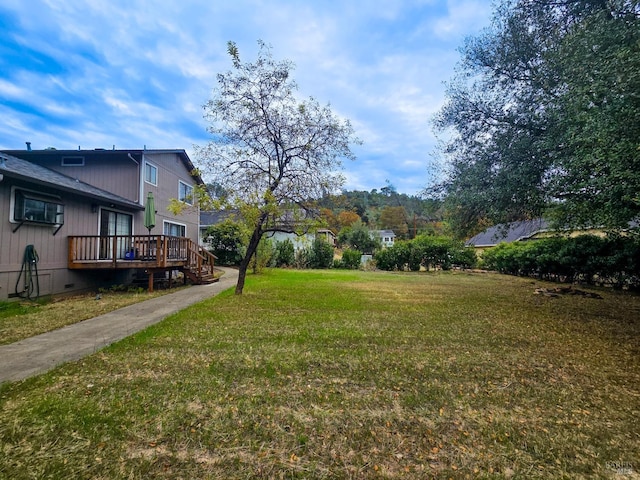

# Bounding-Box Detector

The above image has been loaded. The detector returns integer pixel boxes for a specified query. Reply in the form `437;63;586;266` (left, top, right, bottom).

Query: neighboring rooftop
200;210;240;227
465;219;550;247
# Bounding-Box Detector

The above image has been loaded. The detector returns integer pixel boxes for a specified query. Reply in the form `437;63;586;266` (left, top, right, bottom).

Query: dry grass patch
0;269;638;479
0;285;190;345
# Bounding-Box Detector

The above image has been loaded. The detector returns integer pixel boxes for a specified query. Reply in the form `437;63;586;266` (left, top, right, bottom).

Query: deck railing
68;235;205;270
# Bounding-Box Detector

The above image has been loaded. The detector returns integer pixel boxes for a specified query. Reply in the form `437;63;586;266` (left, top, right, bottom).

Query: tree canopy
197;41;360;293
337;220;381;254
433;0;640;238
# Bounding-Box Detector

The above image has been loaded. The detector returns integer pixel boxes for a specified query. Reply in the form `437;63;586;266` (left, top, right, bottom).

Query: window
144;162;158;185
164;221;186;237
178;181;194;205
61;156;84;166
13;188;64;225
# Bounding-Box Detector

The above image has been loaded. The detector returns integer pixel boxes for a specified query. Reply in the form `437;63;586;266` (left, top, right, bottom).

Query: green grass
0;269;638;479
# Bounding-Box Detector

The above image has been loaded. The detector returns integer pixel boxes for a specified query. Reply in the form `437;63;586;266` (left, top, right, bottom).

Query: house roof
0;152;143;210
467;218;640;247
1;148;205;186
465;219;550;247
372;229;396;238
200;210;239;227
316;228;336;238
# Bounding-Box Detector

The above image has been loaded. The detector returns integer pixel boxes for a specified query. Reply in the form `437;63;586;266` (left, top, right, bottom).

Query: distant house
201;209;336;251
199;210;239;245
371;229;396;248
464;218;638;256
465;219;550;254
316;229;337;247
265;229;336;251
0;148;215;300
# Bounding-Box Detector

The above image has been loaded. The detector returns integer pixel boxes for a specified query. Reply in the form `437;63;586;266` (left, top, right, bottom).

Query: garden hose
15;244;39;300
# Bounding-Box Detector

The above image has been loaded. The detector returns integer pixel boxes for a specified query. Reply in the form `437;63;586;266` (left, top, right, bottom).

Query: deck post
148;271;154;293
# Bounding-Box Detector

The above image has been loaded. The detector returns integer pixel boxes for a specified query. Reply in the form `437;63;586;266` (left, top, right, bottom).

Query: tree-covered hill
317;186;444;239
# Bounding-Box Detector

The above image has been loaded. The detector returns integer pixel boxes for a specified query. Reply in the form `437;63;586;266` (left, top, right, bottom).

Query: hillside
317;188;444;239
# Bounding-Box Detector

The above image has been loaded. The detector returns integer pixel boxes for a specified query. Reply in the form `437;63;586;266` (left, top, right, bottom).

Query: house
371;229;396;248
316;228;337;247
265;229;336;251
199;210;239;245
465;219;550;254
464;218;637;256
201;209;336;251
0;148;215;301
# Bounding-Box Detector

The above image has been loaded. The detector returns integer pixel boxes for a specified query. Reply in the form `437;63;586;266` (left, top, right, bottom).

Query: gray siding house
371;229;396;248
0;148;215;301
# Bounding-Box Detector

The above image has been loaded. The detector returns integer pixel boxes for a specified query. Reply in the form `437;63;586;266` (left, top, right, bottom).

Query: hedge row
481;235;640;289
374;235;477;271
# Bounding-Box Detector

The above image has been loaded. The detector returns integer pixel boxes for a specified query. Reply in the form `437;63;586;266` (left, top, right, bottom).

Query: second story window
179;181;194;205
144;162;158;186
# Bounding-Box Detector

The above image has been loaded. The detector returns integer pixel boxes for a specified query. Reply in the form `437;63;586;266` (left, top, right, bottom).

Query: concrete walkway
0;267;239;384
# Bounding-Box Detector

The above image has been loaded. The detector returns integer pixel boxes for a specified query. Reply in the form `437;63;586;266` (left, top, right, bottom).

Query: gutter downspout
127;153;142;205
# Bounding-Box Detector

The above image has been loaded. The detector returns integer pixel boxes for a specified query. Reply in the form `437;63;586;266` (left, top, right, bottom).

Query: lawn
0;285;190;346
0;269;638;479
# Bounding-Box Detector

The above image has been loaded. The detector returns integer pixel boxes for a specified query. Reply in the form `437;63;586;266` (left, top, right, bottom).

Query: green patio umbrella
144;192;156;234
144;192;156;259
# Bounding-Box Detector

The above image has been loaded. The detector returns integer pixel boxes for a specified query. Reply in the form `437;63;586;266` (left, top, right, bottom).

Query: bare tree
197;41;360;294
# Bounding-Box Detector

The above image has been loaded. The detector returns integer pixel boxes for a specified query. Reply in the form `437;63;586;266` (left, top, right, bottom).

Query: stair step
182;268;219;285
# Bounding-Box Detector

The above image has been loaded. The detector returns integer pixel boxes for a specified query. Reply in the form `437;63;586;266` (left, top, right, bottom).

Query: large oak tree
197;41;360;294
433;0;640;238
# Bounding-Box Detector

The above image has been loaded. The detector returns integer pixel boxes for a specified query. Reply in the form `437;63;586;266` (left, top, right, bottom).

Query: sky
0;0;493;196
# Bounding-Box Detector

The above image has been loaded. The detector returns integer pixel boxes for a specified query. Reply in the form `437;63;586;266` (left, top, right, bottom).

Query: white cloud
0;79;26;98
433;0;492;39
0;0;493;194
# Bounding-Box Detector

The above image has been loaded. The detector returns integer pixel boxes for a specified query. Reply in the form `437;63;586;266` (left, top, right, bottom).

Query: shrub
340;249;362;269
274;239;295;267
375;235;476;271
205;220;247;266
309;237;334;269
481;234;640;289
295;247;312;269
374;242;410;270
251;238;275;273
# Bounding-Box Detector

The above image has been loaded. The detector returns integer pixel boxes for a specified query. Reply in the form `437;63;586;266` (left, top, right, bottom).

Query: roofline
0;153;144;210
5;170;144;211
2;148;205;186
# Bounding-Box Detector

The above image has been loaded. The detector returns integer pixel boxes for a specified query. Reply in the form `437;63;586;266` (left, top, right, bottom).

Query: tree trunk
234;224;264;295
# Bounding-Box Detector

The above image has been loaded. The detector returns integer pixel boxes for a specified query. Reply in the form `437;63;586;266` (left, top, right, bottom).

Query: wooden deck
68;235;217;288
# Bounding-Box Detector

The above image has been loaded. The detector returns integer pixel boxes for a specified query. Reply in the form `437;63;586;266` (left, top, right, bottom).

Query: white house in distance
371;229;396;248
199;210;337;251
266;228;336;251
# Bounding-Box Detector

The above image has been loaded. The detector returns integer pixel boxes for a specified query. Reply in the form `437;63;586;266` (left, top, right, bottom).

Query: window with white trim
163;221;186;237
178;180;193;205
144;162;158;185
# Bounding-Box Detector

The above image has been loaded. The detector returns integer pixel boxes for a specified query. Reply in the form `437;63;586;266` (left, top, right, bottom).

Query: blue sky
0;1;492;195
